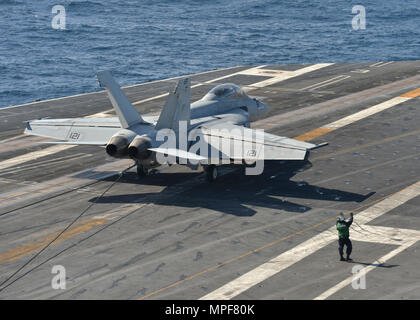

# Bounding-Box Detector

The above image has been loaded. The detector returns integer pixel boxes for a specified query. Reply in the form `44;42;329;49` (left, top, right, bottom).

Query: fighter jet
24;71;327;181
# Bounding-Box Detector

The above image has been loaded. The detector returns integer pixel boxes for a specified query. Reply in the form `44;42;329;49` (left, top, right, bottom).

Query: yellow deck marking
291;87;419;142
293;127;333;141
0;218;107;264
312;128;420;161
400;87;420;98
0;202;147;265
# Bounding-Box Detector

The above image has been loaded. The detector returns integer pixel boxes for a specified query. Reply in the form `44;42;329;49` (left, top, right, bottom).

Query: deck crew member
336;212;353;261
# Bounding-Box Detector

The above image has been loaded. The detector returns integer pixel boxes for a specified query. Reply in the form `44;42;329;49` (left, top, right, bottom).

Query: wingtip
309;142;329;150
175;77;191;91
96;70;112;87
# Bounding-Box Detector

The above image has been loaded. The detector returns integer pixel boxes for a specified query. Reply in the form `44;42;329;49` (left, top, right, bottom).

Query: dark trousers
338;237;352;258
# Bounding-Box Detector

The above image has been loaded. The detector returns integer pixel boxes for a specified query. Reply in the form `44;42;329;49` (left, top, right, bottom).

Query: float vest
336;221;350;239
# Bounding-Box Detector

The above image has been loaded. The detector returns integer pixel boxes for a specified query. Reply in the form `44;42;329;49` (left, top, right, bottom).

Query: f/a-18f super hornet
24;71;327;181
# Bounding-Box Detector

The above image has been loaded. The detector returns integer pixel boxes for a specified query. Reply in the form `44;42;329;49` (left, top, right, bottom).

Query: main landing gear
136;164;159;178
136;164;148;177
203;165;218;182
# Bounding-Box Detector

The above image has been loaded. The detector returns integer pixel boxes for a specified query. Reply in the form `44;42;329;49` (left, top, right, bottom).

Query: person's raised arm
347;212;354;226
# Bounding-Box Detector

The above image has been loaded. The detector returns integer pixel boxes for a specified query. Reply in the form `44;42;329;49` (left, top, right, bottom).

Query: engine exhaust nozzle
106;136;129;156
128;137;152;160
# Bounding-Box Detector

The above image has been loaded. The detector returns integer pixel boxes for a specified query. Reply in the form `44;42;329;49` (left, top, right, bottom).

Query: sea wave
0;0;419;107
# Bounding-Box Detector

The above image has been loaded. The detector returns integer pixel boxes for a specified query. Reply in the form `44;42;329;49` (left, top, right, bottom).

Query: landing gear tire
136;164;148;177
242;159;256;167
204;165;218;182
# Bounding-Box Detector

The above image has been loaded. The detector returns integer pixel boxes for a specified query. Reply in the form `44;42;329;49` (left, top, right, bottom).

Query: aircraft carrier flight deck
0;61;419;299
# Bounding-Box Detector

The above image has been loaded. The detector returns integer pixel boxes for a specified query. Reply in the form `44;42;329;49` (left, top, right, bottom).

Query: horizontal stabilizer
24;118;120;145
42;141;106;146
149;147;206;161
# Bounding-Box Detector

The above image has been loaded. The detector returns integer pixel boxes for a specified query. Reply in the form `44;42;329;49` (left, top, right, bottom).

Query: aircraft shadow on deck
93;160;375;217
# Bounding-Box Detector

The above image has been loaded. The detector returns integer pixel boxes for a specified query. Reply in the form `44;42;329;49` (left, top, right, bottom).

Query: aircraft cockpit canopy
203;84;249;100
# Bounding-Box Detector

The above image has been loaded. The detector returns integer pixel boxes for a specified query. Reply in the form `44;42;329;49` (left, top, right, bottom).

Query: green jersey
336;216;353;239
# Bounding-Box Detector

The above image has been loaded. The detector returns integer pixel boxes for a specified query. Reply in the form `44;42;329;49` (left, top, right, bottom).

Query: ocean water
0;0;419;108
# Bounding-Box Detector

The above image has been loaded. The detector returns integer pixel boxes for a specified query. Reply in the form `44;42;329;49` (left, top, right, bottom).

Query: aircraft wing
196;123;326;161
24;117;122;145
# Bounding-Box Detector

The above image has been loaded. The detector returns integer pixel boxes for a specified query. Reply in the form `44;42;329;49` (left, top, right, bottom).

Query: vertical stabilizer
155;78;191;132
97;70;144;128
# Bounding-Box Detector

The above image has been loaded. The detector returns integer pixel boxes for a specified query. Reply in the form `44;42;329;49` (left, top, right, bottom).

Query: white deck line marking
251;75;420;131
132;92;170;106
323;96;410;129
369;62;384;67
305;76;351;91
240;69;285;77
300;75;348;90
0;136;53;154
350;69;370;74
245;63;334;88
0;145;74;171
350;225;420;246
200;181;420;300
0;159;132;209
133;83;205;106
374;61;394;68
0;134;26;144
314;240;418;300
300;75;350;91
0;153;90;176
199;233;336;300
203;66;267;83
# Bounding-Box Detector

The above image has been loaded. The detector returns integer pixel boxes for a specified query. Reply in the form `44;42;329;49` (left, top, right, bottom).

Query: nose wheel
204;165;218;182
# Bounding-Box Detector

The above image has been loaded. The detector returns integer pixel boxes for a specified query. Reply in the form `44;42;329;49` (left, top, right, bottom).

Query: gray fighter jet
24;71;326;181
